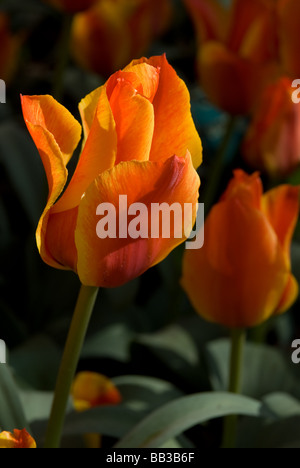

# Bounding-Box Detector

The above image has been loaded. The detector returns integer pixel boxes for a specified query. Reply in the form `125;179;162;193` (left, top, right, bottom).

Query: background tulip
71;0;172;77
22;55;202;288
45;0;98;13
0;429;36;448
242;77;300;177
184;0;278;115
72;372;122;411
181;170;299;329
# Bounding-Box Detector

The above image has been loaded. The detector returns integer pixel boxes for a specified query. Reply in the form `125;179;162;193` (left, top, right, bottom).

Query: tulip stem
52;13;74;101
222;328;246;449
203;116;238;215
44;285;99;448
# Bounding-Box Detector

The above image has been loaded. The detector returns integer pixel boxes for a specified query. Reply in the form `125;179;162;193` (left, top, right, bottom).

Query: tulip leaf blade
115;392;263;448
0;364;29;432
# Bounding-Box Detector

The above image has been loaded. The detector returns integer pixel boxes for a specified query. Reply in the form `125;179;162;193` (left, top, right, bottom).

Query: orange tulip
181;170;299;329
72;372;122;411
21;55;202;288
0;13;21;83
243;77;300;176
71;0;172;77
184;0;279;115
45;0;98;13
0;429;36;449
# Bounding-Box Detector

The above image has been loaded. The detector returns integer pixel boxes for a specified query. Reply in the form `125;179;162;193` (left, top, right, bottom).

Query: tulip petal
21;95;82;166
78;86;103;142
108;76;155;164
116;63;160;102
262;184;300;263
0;429;36;449
275;273;299;315
182;197;288;328
53;86;117;214
72;372;122;412
129;55;202;169
75;153;200;288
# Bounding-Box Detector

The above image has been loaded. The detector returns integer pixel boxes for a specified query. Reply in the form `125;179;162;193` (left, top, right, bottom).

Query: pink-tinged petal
53;86;117;214
75;153;200;288
45;207;79;271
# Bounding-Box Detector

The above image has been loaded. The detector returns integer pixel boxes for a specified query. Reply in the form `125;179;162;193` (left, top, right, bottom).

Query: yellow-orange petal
0;429;36;449
181;195;288;329
21;95;82;167
129;55;202;169
114;63;160;103
75;153;200;288
72;372;122;412
275;273;299;315
53;86;117;214
198;42;265;115
262;185;300;263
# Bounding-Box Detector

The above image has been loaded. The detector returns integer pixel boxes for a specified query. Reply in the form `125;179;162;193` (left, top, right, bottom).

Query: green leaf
82;324;135;362
10;335;61;390
206;339;300;398
262;392;300;420
62;406;146;439
113;375;182;410
136;325;199;367
0;365;28;432
115;392;263;448
19;390;54;423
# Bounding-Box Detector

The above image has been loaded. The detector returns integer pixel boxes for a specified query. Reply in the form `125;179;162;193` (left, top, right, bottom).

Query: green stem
52;13;74;101
44;285;99;449
222;328;246;449
203;116;238;215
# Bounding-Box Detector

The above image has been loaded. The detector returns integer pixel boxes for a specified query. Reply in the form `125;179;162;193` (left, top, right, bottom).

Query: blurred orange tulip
184;0;279;115
71;0;172;77
45;0;98;13
243;77;300;176
0;13;21;83
182;170;299;329
21;55;202;288
72;372;122;411
279;0;300;79
0;429;36;449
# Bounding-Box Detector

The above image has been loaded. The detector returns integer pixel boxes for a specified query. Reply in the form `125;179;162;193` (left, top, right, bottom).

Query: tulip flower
0;13;21;83
0;429;36;449
279;0;300;79
21;55;202;288
242;77;300;177
72;372;122;411
184;0;278;115
181;170;299;329
45;0;98;13
71;0;172;77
